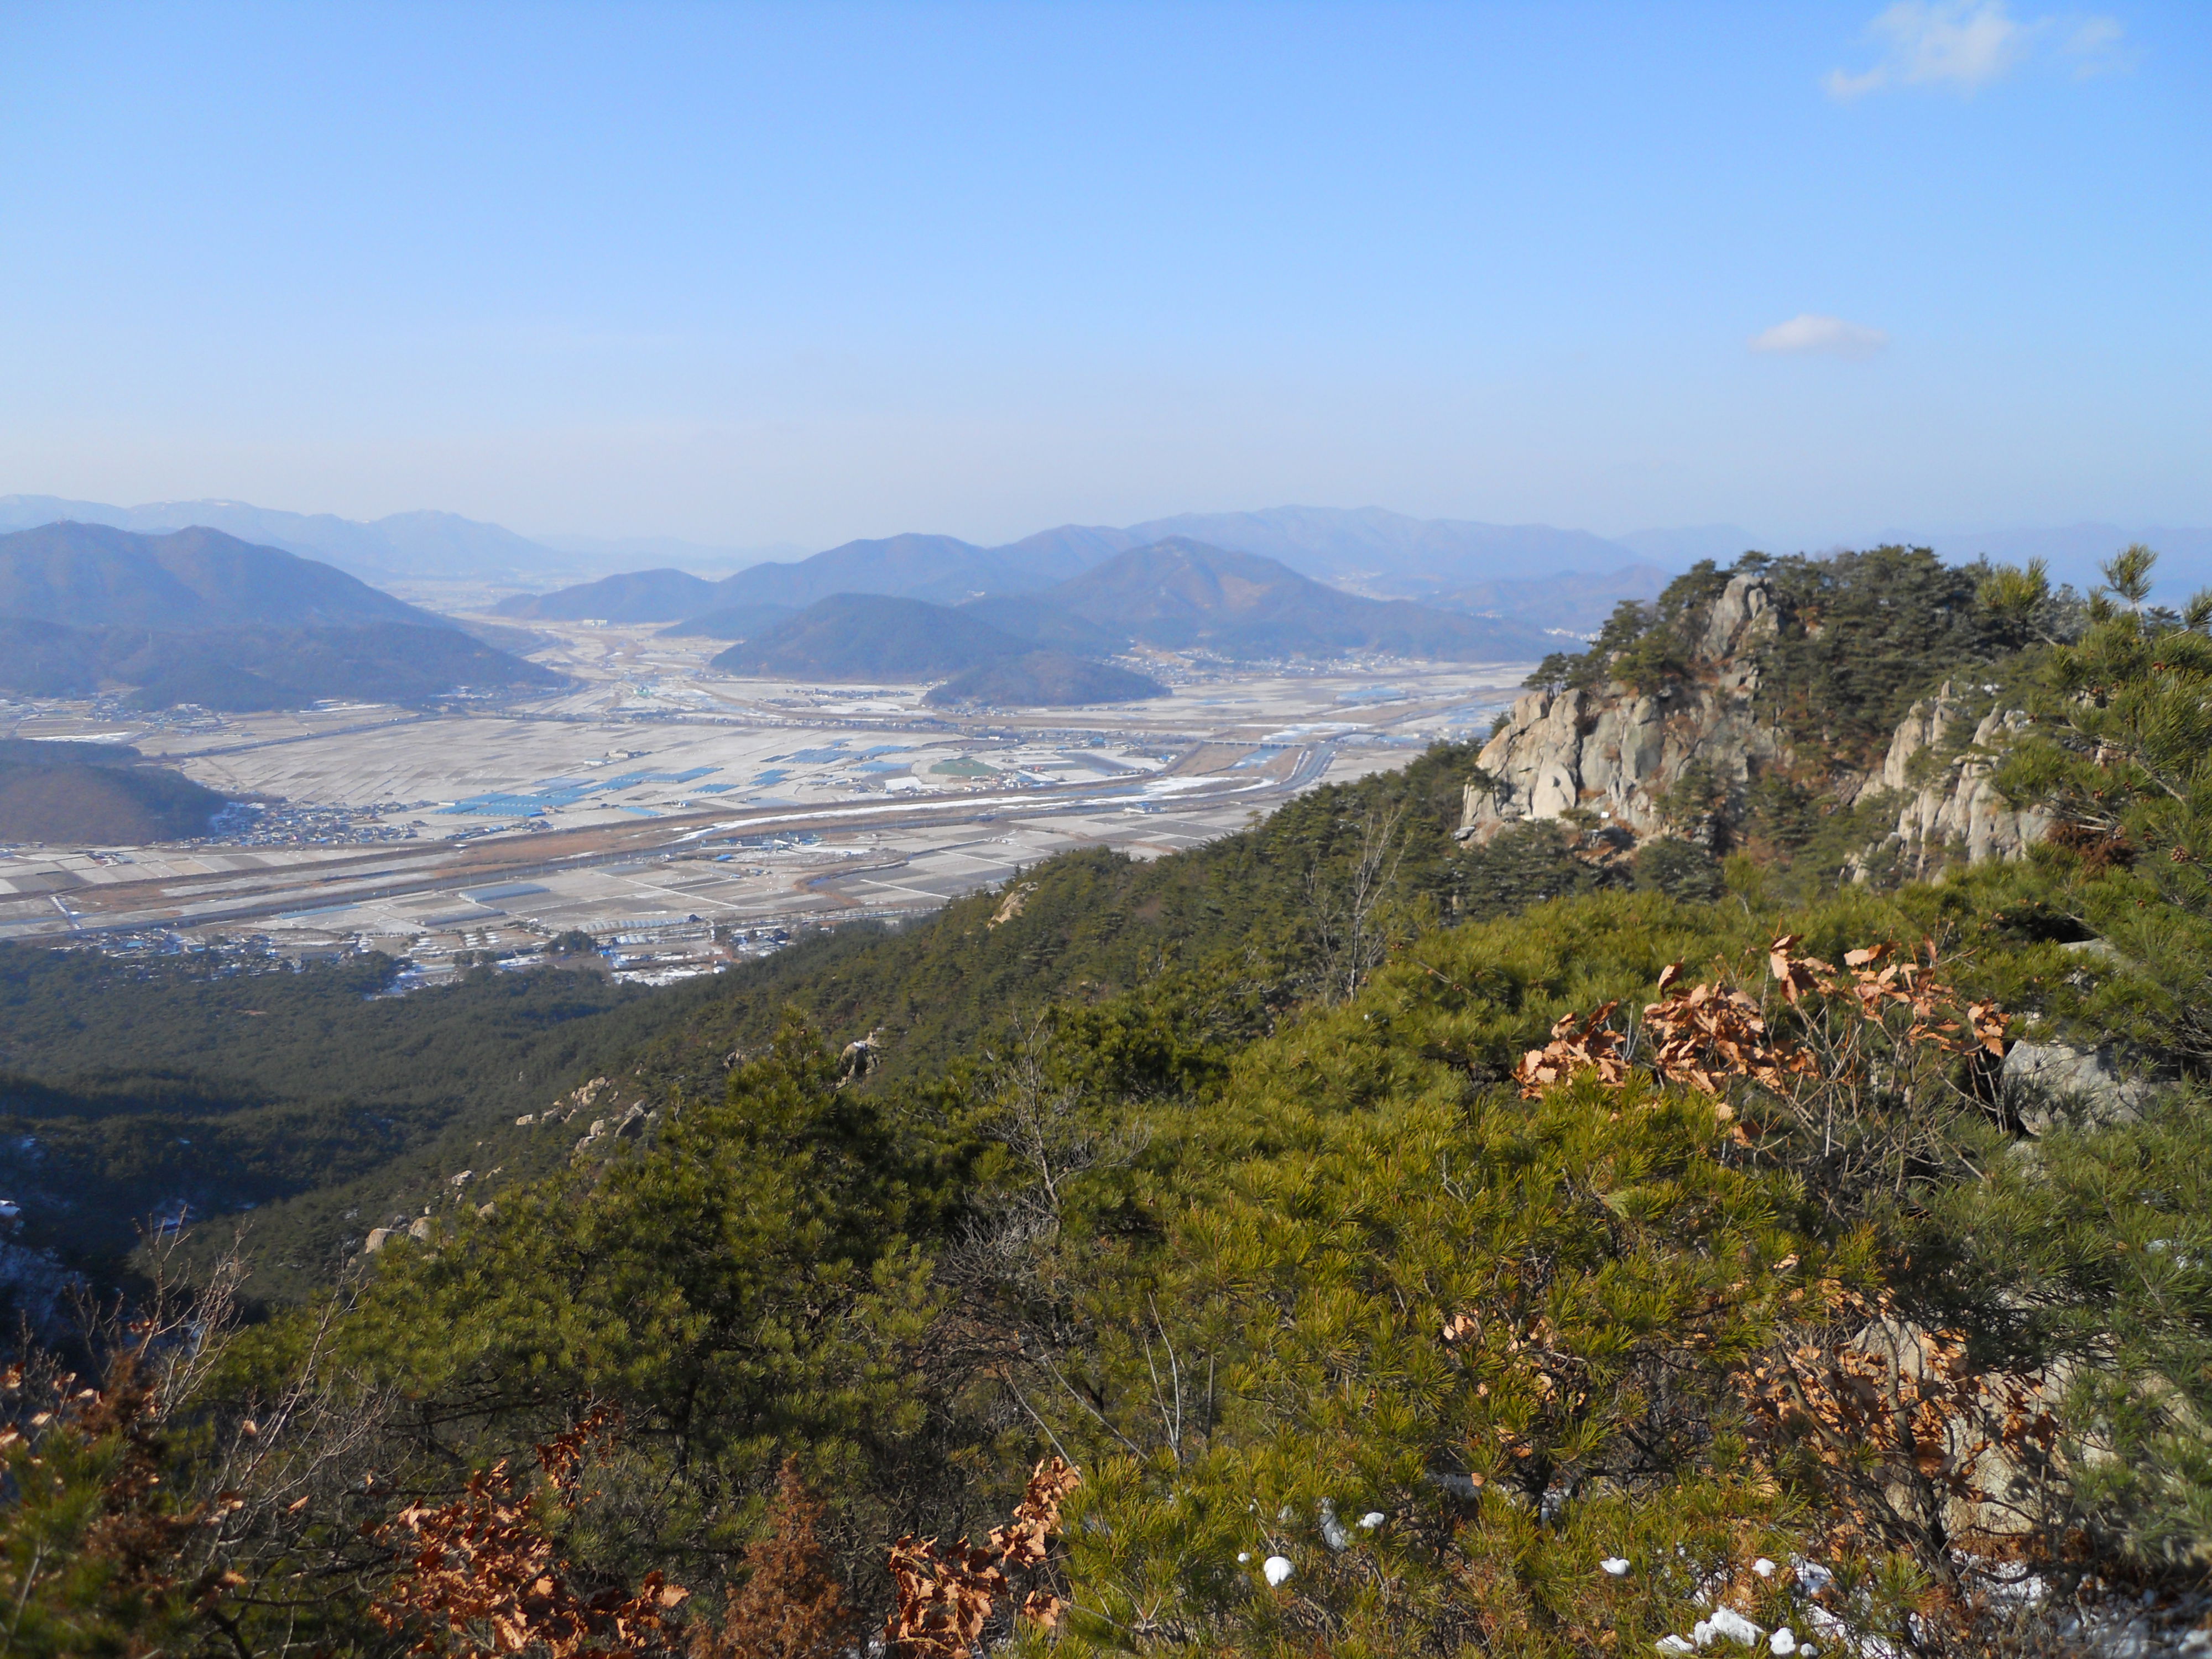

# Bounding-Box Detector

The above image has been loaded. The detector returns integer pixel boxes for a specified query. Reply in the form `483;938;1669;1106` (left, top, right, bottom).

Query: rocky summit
1459;565;2051;880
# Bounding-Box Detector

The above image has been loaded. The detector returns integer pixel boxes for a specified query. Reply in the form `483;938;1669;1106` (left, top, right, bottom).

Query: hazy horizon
4;3;2206;550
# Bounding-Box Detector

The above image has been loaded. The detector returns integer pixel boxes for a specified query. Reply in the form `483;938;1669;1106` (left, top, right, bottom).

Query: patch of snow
1319;1501;1349;1551
1693;1608;1762;1647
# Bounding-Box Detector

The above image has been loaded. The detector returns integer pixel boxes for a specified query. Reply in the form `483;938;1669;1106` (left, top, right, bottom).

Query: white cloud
1749;315;1891;360
2060;15;2131;77
1824;2;2124;99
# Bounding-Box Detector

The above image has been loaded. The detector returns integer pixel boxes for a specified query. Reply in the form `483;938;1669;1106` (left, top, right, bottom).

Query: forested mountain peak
0;521;441;630
1046;538;1555;659
0;523;568;721
708;591;1034;680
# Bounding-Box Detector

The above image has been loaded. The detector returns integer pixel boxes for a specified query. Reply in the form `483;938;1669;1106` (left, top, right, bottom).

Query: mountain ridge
0;524;564;709
709;593;1034;681
1047;538;1554;660
702;542;1554;679
0;495;572;583
0;523;446;631
18;494;2212;635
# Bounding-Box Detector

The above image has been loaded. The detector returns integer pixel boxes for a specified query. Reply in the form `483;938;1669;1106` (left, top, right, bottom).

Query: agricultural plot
0;620;1530;974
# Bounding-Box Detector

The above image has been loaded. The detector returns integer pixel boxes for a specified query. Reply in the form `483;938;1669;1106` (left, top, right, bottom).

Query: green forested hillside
711;592;1034;679
0;950;653;1288
6;547;2212;1657
921;649;1167;707
0;740;1506;1301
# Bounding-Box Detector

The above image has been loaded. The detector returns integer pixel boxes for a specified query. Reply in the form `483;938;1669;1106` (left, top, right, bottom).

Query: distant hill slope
0;497;575;585
1118;507;1645;586
0;523;442;630
0;619;563;711
0;525;562;708
922;650;1166;708
0;738;228;844
1046;539;1551;660
1000;524;1143;569
0;620;106;698
535;533;812;573
711;593;1032;681
1423;564;1672;635
953;594;1127;653
711;532;1095;609
492;567;723;622
656;602;799;641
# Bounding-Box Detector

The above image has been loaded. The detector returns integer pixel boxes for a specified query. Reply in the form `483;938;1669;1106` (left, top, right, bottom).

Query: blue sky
1;2;2204;549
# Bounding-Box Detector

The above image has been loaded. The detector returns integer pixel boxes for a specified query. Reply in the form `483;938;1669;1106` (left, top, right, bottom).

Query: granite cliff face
1457;573;1788;839
1458;571;2049;876
1863;685;2051;878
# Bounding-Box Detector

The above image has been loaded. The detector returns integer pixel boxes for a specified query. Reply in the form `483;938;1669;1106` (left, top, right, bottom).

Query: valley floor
0;619;1527;979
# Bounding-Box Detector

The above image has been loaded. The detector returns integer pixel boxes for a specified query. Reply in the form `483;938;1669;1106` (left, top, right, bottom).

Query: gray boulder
2002;1040;2154;1134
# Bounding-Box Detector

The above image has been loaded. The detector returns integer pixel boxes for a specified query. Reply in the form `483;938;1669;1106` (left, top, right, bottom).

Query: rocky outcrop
1861;685;2049;877
2001;1039;2153;1134
573;1101;649;1155
1457;572;1786;840
1460;576;2049;879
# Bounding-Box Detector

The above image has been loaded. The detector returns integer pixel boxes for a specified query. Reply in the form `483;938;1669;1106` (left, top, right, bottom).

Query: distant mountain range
0;524;561;711
0;495;574;585
505;531;1568;664
1045;538;1553;659
500;531;1108;622
0;523;442;630
491;532;1081;622
487;511;1724;641
1110;507;1645;588
4;495;1710;623
712;594;1171;706
531;532;811;574
11;492;2208;634
705;541;1556;698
